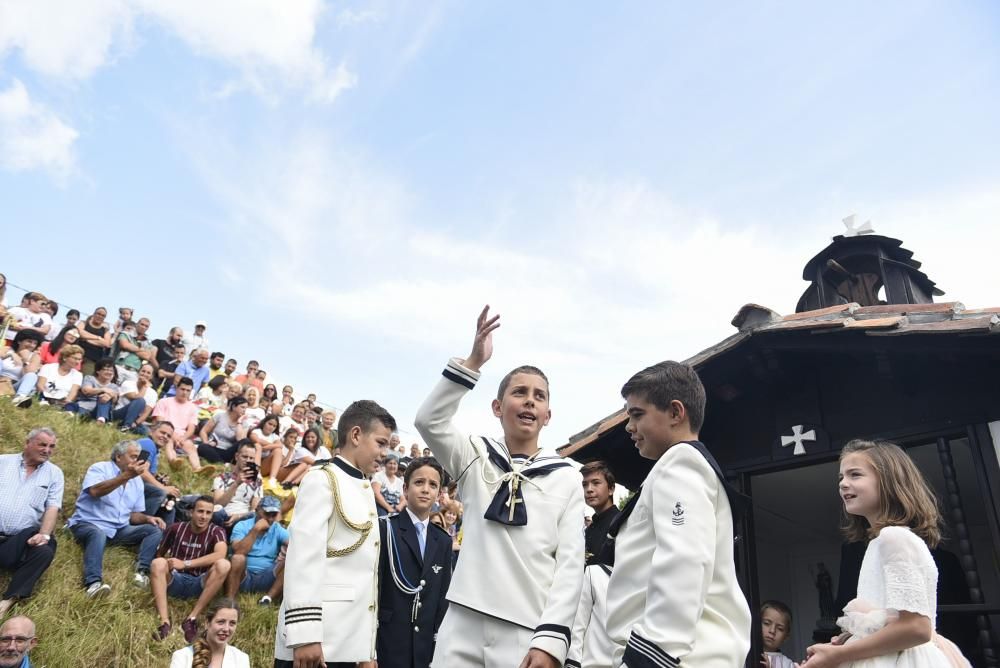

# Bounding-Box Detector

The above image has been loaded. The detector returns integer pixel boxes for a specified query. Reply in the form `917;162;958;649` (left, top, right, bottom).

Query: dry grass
0;401;279;667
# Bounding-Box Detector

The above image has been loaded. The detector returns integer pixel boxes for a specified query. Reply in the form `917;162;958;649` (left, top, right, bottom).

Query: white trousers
432;604;534;668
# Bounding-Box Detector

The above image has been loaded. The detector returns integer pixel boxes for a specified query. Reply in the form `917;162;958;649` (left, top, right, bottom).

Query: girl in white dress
803;440;971;668
170;597;250;668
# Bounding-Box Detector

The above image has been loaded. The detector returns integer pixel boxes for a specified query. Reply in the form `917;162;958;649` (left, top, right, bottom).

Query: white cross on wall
781;425;816;456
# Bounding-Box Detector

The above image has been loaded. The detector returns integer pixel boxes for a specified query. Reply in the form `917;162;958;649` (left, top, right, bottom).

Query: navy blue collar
333;456;364;480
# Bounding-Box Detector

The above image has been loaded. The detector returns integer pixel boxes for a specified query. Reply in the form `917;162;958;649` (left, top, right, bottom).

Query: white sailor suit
567;564;613;668
605;441;752;668
273;456;380;665
414;358;586;667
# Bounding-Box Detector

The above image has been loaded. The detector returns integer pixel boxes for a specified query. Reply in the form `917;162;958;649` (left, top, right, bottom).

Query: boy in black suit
377;456;452;668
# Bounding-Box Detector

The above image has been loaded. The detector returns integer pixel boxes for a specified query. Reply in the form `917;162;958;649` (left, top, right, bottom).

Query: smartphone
137;450;151;464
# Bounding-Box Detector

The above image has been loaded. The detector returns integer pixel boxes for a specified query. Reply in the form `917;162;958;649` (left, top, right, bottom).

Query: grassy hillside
0;402;279;667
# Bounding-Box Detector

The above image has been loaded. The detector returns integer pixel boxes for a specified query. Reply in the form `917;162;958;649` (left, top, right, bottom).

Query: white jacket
606;442;751;668
415;358;586;665
567;564;613;668
274;456;380;663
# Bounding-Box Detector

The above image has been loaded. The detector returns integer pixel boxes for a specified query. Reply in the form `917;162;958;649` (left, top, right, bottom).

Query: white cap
195;320;208;328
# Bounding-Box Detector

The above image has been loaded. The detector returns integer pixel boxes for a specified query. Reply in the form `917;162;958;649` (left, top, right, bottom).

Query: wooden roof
558;300;1000;458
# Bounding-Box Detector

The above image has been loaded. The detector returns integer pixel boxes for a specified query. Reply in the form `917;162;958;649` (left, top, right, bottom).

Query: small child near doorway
761;600;796;668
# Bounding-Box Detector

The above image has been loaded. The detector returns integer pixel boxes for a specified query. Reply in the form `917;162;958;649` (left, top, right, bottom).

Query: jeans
14;372;37;396
65;400;113;421
69;521;163;585
112;398;146;428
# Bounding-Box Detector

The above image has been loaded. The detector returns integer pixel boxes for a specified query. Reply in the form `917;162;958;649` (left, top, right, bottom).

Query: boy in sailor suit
606;362;751;668
376;456;452;668
273;400;397;668
414;306;585;668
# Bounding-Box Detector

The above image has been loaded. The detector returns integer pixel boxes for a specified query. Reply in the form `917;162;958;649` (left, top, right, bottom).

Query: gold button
369;512;375;518
374;540;379;547
368;604;375;611
363;482;370;489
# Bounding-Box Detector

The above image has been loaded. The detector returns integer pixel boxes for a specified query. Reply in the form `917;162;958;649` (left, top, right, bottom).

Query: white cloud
0;78;78;179
0;0;355;102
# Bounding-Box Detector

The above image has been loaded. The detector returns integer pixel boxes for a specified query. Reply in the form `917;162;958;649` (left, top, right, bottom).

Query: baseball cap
260;496;281;513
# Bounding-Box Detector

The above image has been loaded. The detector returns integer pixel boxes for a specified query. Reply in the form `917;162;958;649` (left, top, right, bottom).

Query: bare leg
226;554;247;599
190;559;230;619
268;560;285;599
150;558;171;624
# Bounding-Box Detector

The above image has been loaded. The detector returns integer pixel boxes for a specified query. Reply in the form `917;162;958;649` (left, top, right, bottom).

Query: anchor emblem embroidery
671;502;685;526
431;565;443;574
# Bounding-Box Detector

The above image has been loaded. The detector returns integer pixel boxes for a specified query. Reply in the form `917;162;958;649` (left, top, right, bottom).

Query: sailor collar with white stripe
483;436;563;469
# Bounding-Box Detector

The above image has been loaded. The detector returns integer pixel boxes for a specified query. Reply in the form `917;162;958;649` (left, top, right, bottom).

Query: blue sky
2;1;998;445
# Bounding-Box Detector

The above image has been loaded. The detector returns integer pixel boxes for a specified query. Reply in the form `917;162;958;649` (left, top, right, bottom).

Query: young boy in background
761;600;796;668
414;306;584;668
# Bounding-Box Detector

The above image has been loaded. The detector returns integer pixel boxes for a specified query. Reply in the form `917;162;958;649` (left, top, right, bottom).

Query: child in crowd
415;306;584;668
760;600;796;668
442;499;463;559
802;440;971;668
169;597;250;668
277;427;330;487
606;361;752;668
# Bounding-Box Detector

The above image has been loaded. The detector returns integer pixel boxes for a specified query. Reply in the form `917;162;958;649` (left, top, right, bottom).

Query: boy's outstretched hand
463;305;500;372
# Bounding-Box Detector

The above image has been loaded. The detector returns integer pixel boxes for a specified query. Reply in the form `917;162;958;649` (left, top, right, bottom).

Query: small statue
812;562;839;642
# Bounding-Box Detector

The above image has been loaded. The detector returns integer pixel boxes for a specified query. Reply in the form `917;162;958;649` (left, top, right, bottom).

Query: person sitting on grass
113;360;158;433
66;440;166;597
275;427;330;488
0;615;38;668
248;414;284;481
65;357;119;423
150;495;230;644
211;442;262;529
224;495;288;606
2;330;43;401
197;396;248;465
153;377;214;476
137;421;183;526
37;324;81;367
22;344;84;409
169;597;250;668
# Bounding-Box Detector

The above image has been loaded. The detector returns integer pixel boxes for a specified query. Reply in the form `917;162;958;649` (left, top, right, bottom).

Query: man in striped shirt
149;495;230;643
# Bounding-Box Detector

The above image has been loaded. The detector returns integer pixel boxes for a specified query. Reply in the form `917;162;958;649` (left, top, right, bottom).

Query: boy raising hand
415;307;585;668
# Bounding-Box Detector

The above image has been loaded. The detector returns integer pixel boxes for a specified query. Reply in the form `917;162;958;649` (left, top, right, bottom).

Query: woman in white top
248;414;283;478
277;427;330;487
372;453;406;516
169;597;250;668
34;343;84;407
240;385;265;430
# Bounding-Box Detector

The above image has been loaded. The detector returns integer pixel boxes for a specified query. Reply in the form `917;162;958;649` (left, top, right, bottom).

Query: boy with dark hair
376;456;453;668
580;460;618;566
605;361;751;668
414;307;584;668
760;600;795;668
274;399;397;668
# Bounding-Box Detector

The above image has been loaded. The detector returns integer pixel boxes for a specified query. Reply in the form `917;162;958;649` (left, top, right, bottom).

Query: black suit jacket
376;511;452;668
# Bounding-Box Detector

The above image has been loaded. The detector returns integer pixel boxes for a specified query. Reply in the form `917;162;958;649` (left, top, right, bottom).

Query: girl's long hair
49;323;78;354
191;597;239;668
839;439;942;548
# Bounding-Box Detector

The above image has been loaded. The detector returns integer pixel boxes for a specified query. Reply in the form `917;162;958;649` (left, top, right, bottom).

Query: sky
1;1;998;446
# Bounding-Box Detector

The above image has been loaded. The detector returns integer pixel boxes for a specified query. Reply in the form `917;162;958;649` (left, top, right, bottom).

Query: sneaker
85;581;111;599
10;394;31;408
133;571;150;589
181;617;199;643
153;622;172;641
38;398;49;406
257;595;272;606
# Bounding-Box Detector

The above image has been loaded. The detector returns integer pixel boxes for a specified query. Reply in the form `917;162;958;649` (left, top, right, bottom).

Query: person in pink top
152;377;212;475
38;325;83;368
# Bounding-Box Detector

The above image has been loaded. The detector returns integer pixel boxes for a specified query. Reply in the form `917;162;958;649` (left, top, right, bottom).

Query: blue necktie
415;521;426;558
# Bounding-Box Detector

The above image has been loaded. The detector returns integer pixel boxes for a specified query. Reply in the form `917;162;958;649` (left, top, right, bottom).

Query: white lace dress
837;526;967;667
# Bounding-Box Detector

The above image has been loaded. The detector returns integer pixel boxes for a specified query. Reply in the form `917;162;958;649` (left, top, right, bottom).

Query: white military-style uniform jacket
414;358;586;665
274;456;380;663
605;441;751;668
567;563;613;668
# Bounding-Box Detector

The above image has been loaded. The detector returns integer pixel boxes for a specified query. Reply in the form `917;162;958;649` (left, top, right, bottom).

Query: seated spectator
66;440;166;596
198;396;248;465
241;386;265;430
113;307;133;335
224;496;288;606
193;375;228;423
0;428;63;619
3;331;43;402
248;415;283;480
113;361;157;432
303;406;320;431
37;324;81;367
443;500;463;559
61;308;81;332
255;369;267;386
168;598;250;668
211;442;262;528
234;361;262;391
113;317;155;385
223;358;237;378
31;344;84;408
152;326;184;369
150;496;230;643
319;410;338;451
65;358;119;423
137;421;182;526
42;299;59;342
167;348;210;397
279;385;294;415
275;427;330;487
156;342;186;396
152;377;212;474
277;402;307;442
183;321;209;352
3;292;52;344
271;429;301;485
206;352;226;381
76;307;112;376
373;453;405;517
262;384;278;404
0;615;38;668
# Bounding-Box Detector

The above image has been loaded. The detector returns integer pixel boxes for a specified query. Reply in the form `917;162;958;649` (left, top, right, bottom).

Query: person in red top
149;496;230;644
38;325;83;368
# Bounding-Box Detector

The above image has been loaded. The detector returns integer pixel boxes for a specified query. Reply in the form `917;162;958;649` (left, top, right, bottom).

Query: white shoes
133;572;150;589
86;581;111;598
